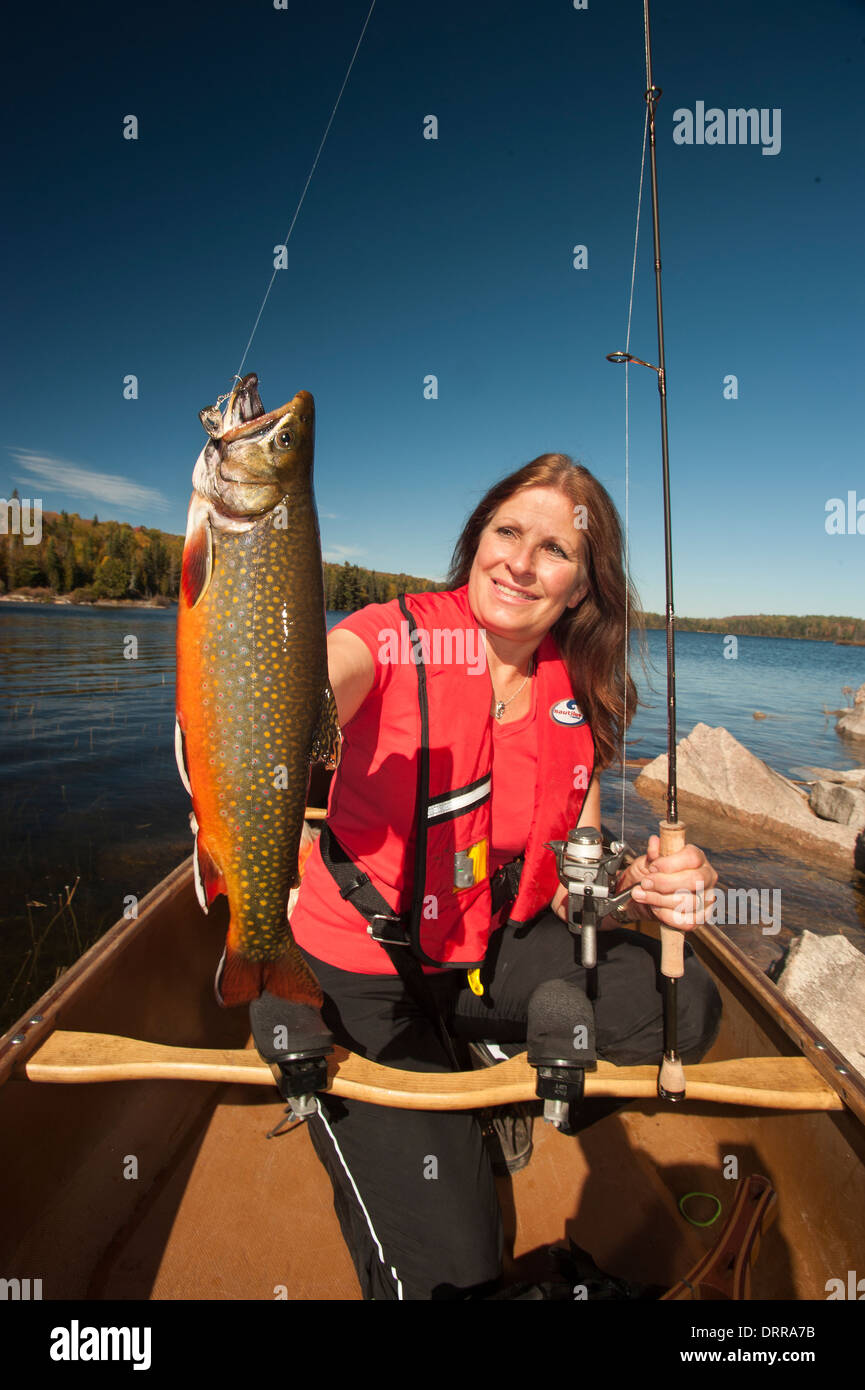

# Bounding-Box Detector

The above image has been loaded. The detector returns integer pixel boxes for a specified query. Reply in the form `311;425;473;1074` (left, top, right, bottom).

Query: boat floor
83;1076;807;1300
4;864;863;1301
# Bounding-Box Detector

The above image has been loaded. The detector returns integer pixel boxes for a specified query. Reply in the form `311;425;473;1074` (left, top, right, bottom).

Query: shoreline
2;593;864;637
0;594;176;609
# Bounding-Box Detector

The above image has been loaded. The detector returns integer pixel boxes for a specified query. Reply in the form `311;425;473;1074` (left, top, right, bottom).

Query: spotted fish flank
175;374;340;1008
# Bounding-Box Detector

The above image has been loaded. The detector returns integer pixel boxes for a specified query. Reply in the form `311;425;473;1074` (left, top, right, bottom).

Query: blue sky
3;0;864;616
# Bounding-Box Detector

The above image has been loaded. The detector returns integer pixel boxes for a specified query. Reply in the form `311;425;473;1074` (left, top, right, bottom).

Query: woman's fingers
629;841;719;931
632;884;718;929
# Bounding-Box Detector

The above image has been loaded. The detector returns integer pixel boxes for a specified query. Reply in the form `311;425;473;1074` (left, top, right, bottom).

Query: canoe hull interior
1;859;863;1300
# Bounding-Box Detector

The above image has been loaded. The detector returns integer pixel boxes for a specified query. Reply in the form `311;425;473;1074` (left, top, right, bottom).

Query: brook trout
175;373;340;1007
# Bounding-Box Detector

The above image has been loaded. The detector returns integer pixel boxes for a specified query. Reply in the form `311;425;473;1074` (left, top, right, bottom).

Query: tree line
1;501;444;608
3;503;182;600
639;612;865;643
4;504;860;638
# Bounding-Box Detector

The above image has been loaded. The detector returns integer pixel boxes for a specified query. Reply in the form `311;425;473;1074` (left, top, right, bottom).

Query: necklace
484;635;535;719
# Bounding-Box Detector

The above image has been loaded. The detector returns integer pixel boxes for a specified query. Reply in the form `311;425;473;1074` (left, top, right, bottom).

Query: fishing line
233;0;378;387
619;107;649;843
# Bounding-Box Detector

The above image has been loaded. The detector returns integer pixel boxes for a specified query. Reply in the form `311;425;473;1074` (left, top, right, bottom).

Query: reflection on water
0;604;863;1034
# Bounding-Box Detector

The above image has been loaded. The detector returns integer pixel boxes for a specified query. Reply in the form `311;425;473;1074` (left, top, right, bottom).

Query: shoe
479;1103;534;1175
469;1040;535;1174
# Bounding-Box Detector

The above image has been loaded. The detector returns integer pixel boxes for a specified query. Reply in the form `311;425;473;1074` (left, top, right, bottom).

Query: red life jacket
347;585;595;968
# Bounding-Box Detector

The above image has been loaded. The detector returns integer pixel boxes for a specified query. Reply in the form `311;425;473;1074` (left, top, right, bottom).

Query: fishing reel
546;827;635;970
523;828;634;1133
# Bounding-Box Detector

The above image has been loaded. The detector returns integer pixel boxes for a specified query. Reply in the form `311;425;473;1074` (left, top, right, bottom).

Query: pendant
494;701;505;720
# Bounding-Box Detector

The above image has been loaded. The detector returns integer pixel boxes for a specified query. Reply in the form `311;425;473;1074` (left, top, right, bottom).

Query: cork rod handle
658;818;687;979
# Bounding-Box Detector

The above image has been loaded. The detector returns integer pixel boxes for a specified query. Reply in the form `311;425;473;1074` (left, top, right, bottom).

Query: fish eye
275;428;294;449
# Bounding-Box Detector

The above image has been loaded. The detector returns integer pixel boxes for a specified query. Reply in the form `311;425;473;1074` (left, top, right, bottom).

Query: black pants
299;914;721;1301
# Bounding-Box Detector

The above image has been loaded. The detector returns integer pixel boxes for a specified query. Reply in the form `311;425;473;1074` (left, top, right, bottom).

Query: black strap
319;823;462;1070
397;593;445;968
491;855;524;914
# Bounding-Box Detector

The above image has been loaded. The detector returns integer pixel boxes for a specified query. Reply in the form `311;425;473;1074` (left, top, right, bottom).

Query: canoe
1;825;864;1302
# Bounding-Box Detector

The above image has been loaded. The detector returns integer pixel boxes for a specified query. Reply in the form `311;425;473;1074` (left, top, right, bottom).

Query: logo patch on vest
550;698;585;726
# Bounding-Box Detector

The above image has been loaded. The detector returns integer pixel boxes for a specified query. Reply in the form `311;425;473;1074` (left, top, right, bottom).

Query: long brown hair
447;454;641;772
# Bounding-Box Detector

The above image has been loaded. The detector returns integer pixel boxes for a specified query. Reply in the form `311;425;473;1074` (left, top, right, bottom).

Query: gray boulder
838;705;865;738
776;931;865;1081
635;723;862;863
809;780;865;825
838;683;865;739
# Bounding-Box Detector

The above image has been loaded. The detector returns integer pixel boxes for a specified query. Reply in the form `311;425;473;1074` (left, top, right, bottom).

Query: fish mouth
194;375;314;518
199;373;311;444
224;374;266;432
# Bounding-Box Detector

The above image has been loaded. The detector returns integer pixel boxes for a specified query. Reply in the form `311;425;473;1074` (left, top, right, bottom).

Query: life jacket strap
318;823;462;1070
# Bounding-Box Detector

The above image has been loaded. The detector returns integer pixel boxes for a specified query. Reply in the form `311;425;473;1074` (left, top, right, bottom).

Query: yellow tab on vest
467;967;484;996
467;838;487;882
454;838;488;893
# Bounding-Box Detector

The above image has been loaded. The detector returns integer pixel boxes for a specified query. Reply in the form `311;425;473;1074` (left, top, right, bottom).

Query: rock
635;723;861;864
776;931;865;1079
809;780;865;826
837;683;865;739
794;766;865;789
857;831;865;875
838;703;865;738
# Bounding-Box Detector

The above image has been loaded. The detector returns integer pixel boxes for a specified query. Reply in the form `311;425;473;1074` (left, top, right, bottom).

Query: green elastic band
678;1191;722;1228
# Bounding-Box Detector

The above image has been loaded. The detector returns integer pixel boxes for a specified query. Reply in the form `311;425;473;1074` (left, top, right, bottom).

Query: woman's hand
615;834;718;931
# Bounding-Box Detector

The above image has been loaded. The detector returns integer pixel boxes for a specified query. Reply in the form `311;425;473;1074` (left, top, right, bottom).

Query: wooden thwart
24;1031;844;1112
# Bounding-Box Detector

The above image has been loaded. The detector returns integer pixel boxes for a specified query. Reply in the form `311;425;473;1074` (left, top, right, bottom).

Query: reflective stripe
427;775;491;821
313;1100;404;1300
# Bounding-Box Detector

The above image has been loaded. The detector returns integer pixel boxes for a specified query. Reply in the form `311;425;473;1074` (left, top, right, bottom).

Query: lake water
1;602;863;1034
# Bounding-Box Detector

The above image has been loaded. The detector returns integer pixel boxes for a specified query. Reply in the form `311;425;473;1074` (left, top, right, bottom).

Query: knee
678;952;722;1063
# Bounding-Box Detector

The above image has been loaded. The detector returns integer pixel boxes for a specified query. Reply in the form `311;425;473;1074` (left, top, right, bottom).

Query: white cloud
10;450;170;513
323;543;367;561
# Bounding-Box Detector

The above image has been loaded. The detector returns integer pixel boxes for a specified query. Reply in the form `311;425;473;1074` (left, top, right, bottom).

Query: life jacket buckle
366;914;412;947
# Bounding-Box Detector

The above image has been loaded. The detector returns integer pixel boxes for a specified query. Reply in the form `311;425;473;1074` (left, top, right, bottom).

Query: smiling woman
286;450;721;1300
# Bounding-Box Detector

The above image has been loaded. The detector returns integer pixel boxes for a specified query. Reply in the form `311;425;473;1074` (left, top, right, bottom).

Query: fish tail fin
215;941;323;1010
263;950;324;1010
214;946;266;1008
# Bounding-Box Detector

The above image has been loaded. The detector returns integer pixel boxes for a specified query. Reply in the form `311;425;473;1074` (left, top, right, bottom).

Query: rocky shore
835;680;865;739
0;593;175;609
635;722;865;870
633;698;865;1079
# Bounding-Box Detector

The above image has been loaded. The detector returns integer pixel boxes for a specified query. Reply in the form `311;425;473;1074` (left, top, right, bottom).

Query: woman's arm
327;628;376;728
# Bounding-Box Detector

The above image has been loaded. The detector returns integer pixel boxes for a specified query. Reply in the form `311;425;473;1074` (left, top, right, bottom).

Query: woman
288;453;720;1300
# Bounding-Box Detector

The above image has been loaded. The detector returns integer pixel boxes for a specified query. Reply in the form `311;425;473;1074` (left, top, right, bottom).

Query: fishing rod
607;0;687;1102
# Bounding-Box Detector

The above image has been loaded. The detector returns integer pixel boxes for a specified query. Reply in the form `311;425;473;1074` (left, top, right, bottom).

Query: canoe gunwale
0;857;199;1089
688;921;865;1127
